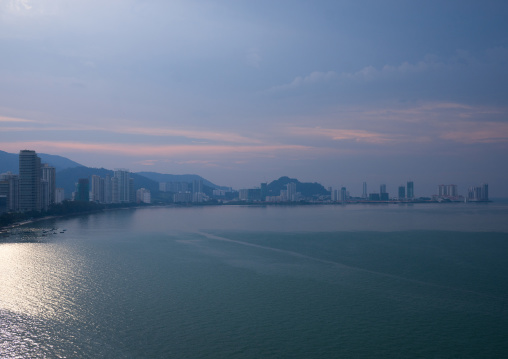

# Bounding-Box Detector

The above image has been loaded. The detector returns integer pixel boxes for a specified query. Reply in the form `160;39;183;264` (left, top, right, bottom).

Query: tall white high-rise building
114;169;131;203
91;175;105;203
287;182;297;202
104;174;112;203
55;188;65;203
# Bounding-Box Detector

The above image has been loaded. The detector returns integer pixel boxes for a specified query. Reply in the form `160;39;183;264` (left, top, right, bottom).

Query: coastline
0;203;172;233
1;199;498;234
0;211;102;234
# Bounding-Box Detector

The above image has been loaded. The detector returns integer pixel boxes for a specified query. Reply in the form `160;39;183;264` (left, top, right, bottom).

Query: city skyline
1;1;507;195
1;148;494;202
0;148;498;199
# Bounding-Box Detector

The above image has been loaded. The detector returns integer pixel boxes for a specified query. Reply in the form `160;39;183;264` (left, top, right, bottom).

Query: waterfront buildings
90;175;104;203
407;181;414;199
81;171;135;204
0;172;19;212
114;169;131;203
42;164;56;205
398;185;406;199
438;184;458;198
159;179;207;203
379;184;389;201
76;178;90;202
0;149;498;212
136;188;151;203
55;188;65;204
434;184;463;201
1;150;60;213
340;187;347;203
19;150;41;212
287;182;297;202
467;183;489;201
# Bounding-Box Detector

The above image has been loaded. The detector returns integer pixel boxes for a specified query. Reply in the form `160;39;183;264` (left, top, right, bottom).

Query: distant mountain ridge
0;150;84;173
1;151;328;198
0;150;226;198
136;172;226;190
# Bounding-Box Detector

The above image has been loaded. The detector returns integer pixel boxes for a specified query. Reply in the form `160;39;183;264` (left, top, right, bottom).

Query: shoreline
1;199;498;233
0;211;104;234
0;203;173;233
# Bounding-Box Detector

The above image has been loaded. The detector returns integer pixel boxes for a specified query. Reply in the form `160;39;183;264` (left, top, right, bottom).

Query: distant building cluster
327;181;415;203
467;184;489;202
0;150;61;214
159;180;207;203
235;179;490;204
0;150;151;215
74;170;151;204
0;149;492;214
238;181;309;202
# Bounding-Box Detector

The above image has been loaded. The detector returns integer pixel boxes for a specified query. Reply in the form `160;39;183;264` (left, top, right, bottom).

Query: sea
1;202;508;358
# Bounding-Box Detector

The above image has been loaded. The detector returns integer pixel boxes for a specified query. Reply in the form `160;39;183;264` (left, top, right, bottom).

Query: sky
1;0;508;196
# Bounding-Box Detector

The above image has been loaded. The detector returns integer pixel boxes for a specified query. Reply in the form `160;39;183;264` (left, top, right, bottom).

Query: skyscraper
398;185;405;199
287;182;297;202
407;181;414;199
40;179;49;211
76;178;90;202
340;187;347;203
91;175;105;203
42;164;56;205
0;172;19;212
104;174;112;203
481;183;488;201
362;182;367;199
111;176;119;203
114;169;131;203
438;184;458;198
19;150;41;212
260;183;268;201
192;179;203;194
468;183;489;201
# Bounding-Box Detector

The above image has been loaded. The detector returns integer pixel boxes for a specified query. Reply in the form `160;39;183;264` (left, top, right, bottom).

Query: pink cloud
1;141;312;157
287;127;411;144
112;127;263;144
0;115;34;123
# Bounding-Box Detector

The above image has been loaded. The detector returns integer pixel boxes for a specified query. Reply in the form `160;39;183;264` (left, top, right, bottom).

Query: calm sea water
1;202;508;358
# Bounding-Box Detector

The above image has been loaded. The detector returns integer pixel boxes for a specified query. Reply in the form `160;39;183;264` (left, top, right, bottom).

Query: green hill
267;176;329;198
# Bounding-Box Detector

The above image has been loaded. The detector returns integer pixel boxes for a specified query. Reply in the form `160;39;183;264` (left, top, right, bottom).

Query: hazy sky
1;0;508;196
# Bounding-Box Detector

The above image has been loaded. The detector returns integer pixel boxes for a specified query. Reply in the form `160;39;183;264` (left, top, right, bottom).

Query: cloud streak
0;115;34;123
114;127;263;144
268;71;338;92
287;126;429;145
0;141;312;158
439;122;508;144
267;55;444;93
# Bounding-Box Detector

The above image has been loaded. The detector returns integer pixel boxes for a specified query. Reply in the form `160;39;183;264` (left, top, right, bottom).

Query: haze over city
1;1;507;196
